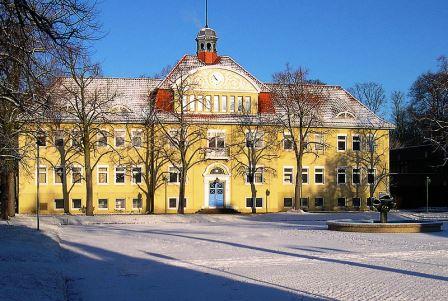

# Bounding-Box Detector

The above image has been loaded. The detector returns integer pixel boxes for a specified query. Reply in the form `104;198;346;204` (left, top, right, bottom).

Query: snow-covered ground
2;212;447;301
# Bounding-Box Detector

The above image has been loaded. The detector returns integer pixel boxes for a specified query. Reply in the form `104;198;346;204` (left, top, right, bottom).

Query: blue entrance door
209;181;224;208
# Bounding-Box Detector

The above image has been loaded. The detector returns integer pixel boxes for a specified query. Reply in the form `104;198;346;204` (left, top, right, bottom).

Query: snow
2;212;447;301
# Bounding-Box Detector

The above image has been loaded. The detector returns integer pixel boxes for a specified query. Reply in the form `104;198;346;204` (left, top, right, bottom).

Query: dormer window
336;111;355;119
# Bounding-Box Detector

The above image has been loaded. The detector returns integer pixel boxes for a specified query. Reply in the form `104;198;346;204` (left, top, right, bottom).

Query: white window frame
245;131;264;149
189;95;195;111
132;198;143;209
97;129;108;147
168;166;180;185
71;198;82;210
208;130;226;149
114;130;126;148
352;197;362;208
283;133;293;150
337;134;347;152
337;167;347;185
71;165;82;185
302;166;309;185
114;166;126;185
97;165;109;185
352;134;361;151
283;166;294;184
115;198;126;210
182;95;187;110
197;95;203;111
131;166;143;184
352;168;361;185
283;197;293;208
37;165;47;185
54;130;64;147
213;95;219;112
53;166;64;185
314;167;325;185
300;197;309;208
131;129;143;148
205;95;211;112
367;168;376;185
221;95;227;112
245;166;264;185
229;96;235;112
237;96;243;112
97;198;109;210
314;133;324;151
245;197;263;208
167;197;187;209
314;197;324;208
54;199;64;211
244;96;251;112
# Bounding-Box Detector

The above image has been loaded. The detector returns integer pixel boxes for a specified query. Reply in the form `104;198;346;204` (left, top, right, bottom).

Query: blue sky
93;0;447;103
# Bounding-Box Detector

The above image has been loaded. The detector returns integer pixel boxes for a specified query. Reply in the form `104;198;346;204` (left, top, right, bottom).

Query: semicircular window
210;167;225;175
110;105;131;114
336;111;356;119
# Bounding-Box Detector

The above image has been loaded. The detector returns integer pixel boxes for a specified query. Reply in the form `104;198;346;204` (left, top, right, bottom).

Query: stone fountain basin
327;219;443;233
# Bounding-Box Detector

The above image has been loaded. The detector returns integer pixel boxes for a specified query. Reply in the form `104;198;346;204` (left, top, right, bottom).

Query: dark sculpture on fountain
371;195;396;223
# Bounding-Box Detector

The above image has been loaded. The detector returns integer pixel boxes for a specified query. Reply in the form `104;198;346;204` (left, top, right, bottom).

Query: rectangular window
337;135;346;151
197;96;203;111
314;134;324;151
168;198;177;209
115;130;125;147
72;199;82;209
169;166;180;183
131;130;142;147
337;167;346;184
283;133;293;150
352;168;361;185
98;166;108;184
221;96;227;112
229;96;235;112
132;198;142;209
245;132;263;149
352;135;361;151
132;167;142;184
366;134;376;152
300;197;309;208
314;168;324;184
213;95;219;112
97;130;108;147
54;130;64;147
283;167;293;184
98;199;108;209
353;197;361;207
246;168;264;184
205;96;211;111
368;169;375;184
54;166;63;184
71;130;81;148
115;166;125;184
284;197;293;208
315;197;324;207
237;96;243;112
54;199;64;210
115;198;126;210
302;168;309;184
182;95;187;110
38;166;47;184
244;96;251;112
246;197;263;208
208;131;225;149
72;166;82;184
337;197;346;207
36;131;47;146
189;95;195;111
168;129;179;147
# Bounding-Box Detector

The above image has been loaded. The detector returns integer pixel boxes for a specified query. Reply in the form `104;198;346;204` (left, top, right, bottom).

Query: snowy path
2;213;448;300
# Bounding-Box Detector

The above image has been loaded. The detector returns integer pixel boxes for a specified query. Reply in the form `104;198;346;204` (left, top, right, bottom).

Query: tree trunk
250;181;257;214
84;145;94;216
60;151;70;214
294;151;303;210
149;123;155;214
6;170;15;217
178;172;186;214
0;169;8;220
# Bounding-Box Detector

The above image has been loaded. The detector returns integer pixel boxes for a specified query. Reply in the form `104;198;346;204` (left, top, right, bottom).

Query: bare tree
230;114;280;213
54;49;117;216
0;0;99;218
271;66;329;209
409;56;448;165
157;68;209;214
390;91;407;148
349;82;386;115
124;91;170;213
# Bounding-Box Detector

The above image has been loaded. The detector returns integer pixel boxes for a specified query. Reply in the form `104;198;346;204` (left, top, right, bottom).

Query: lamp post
426;176;431;213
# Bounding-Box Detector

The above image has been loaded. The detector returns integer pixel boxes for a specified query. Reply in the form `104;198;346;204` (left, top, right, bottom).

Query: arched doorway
203;164;231;209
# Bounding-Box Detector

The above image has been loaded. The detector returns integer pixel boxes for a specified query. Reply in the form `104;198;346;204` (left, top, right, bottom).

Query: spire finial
205;0;208;28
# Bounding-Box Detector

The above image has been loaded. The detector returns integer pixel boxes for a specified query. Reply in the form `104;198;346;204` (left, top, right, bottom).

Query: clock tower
196;0;219;64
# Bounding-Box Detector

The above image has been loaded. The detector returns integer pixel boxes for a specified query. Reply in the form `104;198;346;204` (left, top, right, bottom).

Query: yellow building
18;26;393;214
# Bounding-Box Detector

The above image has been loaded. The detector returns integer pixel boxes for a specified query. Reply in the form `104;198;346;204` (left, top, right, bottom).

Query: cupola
196;1;219;64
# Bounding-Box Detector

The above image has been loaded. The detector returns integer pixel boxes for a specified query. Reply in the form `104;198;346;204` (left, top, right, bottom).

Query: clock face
211;72;224;85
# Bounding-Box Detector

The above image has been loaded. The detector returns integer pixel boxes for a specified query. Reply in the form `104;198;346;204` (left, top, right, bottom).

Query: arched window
201;43;205;50
207;43;211;51
336;111;355;119
210;167;225;175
